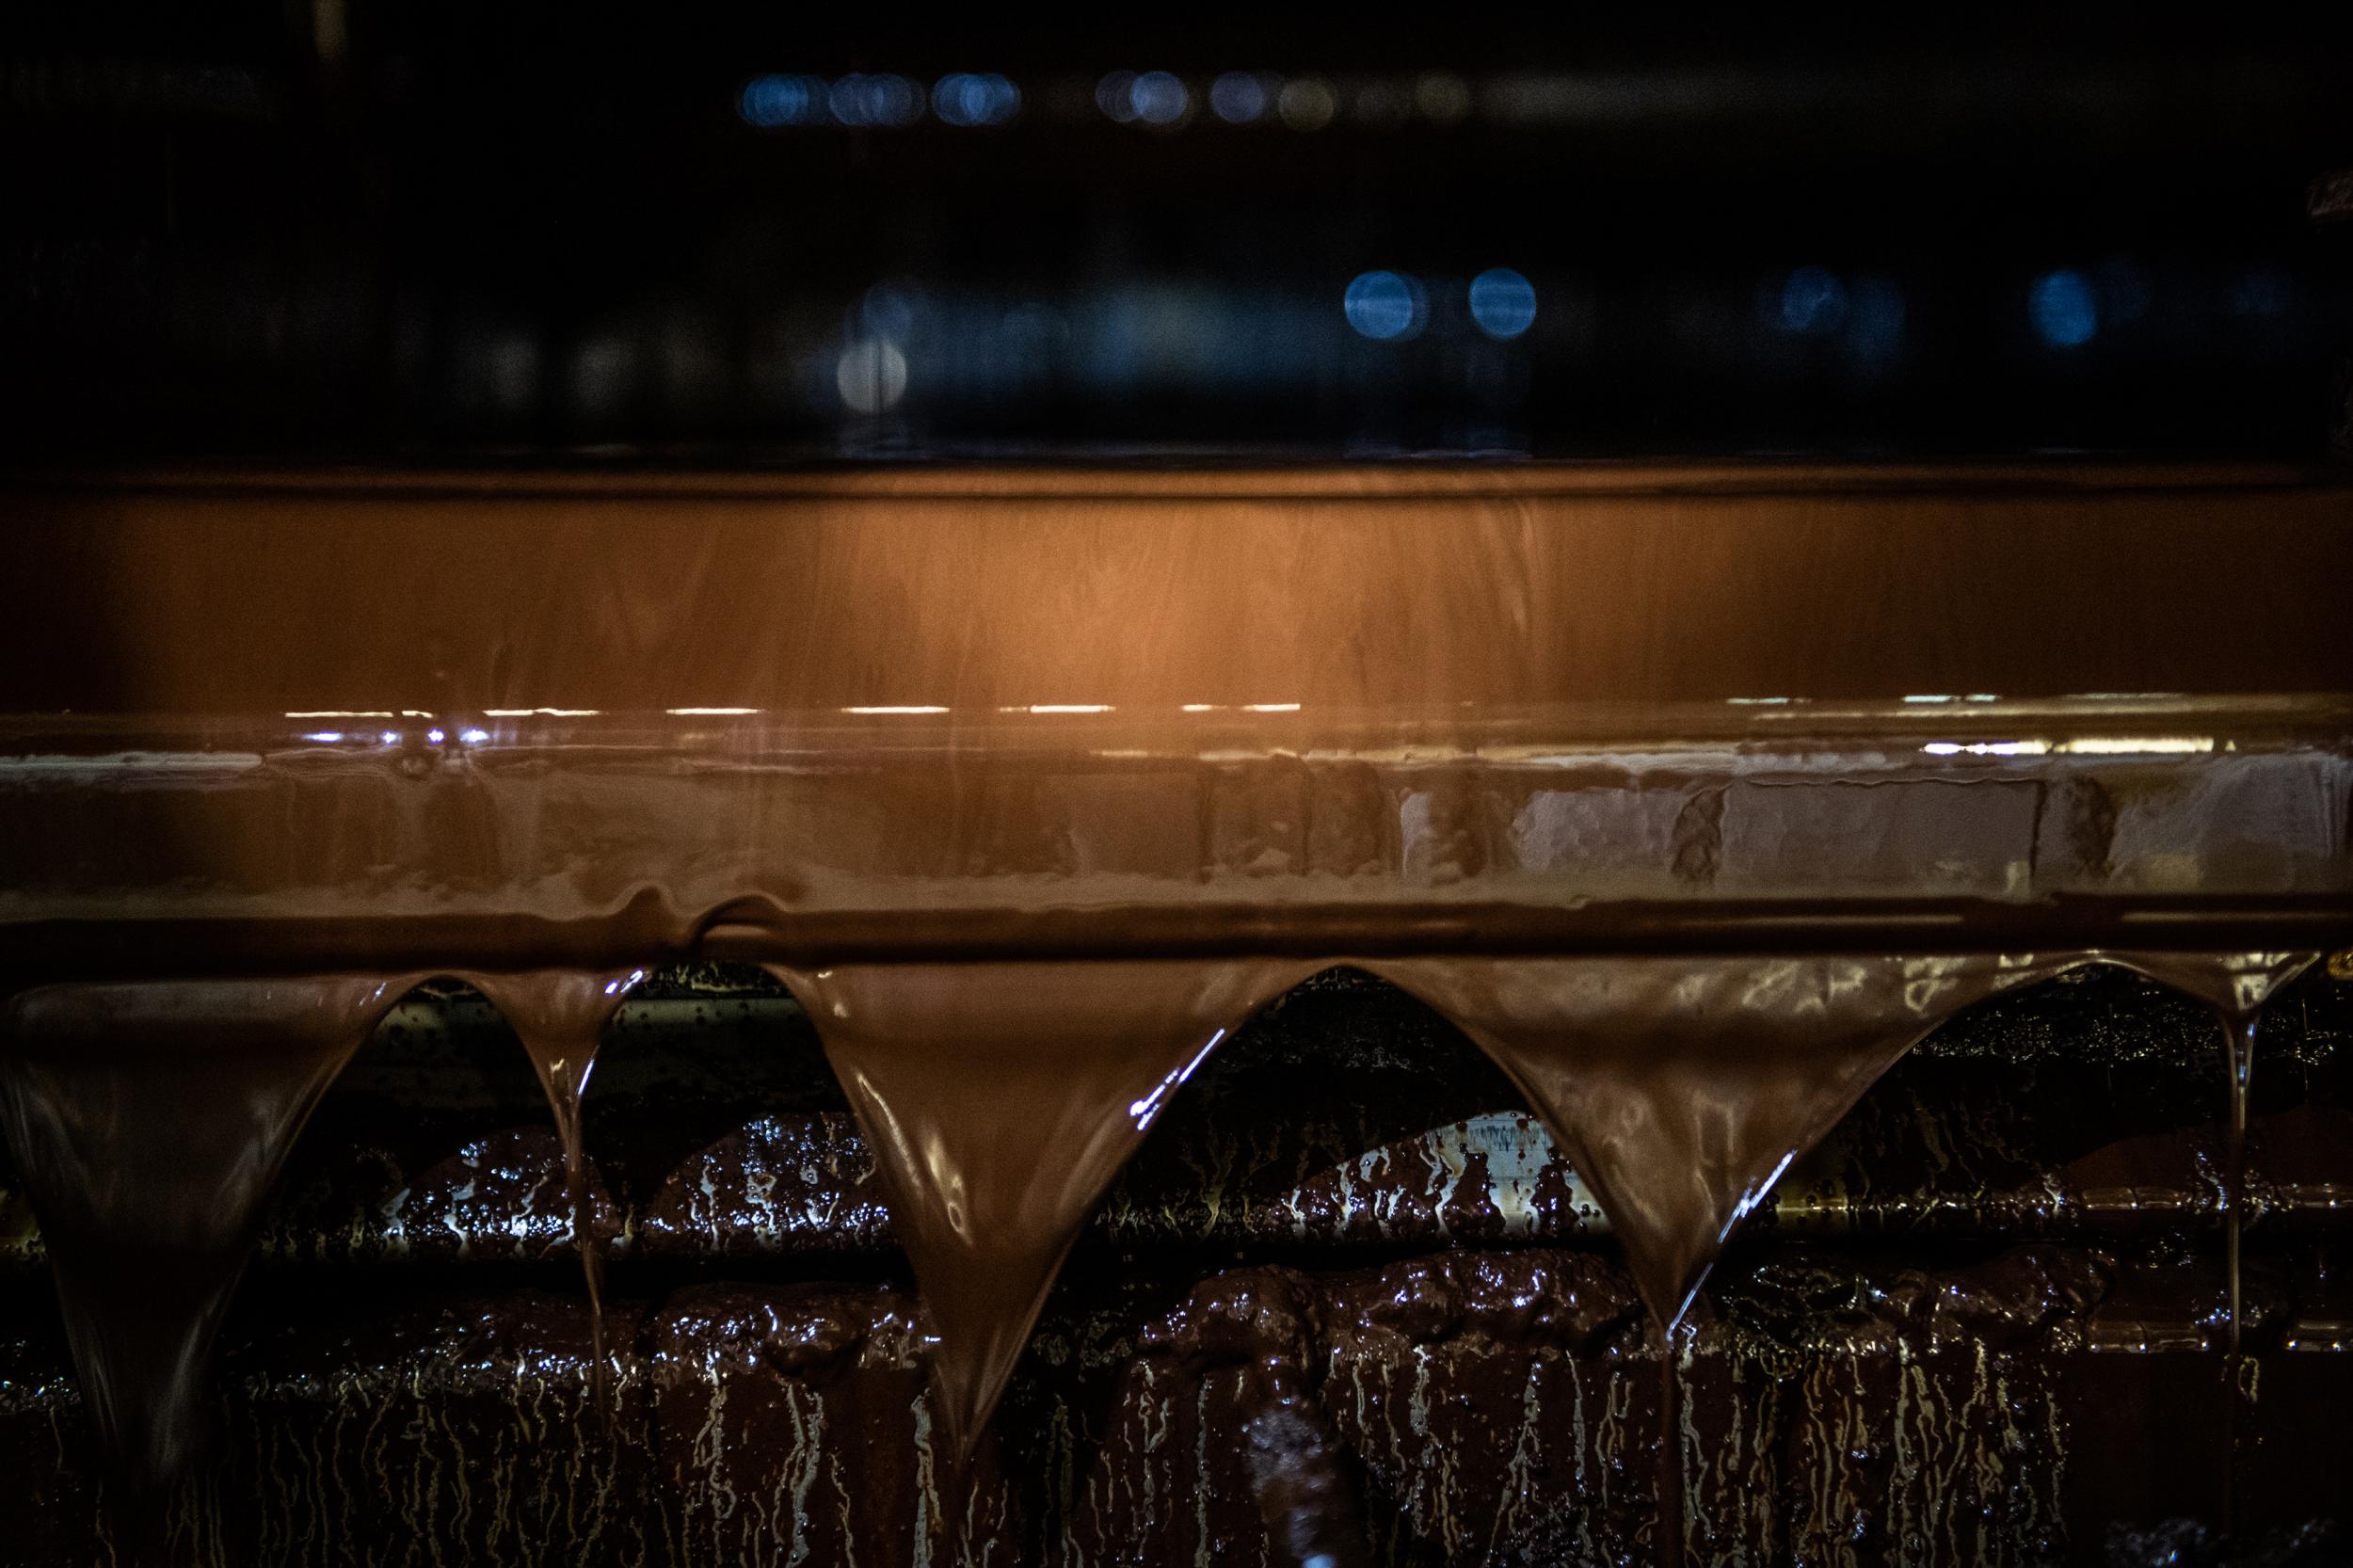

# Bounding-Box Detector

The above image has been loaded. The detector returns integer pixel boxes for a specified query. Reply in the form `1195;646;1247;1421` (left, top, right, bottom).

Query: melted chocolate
751;948;2315;1482
1361;953;2067;1327
0;938;2331;1557
455;968;648;1404
1658;1332;1685;1568
0;466;2345;1554
773;959;1319;1451
0;977;411;1496
2106;954;2315;1336
1244;1400;1369;1568
5;467;2348;983
2103;952;2318;1537
8;465;2350;714
0;950;2339;1561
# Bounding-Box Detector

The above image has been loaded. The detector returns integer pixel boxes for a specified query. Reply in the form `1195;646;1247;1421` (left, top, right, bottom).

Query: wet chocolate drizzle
1356;951;2069;1568
747;945;2323;1502
1363;953;2066;1328
773;959;1320;1453
0;468;2344;1555
0;977;413;1498
0;943;2330;1566
2101;951;2320;1537
2104;952;2318;1327
455;967;648;1406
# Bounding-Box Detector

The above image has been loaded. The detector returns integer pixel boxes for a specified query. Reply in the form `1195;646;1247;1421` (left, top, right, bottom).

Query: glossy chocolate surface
0;465;2347;1559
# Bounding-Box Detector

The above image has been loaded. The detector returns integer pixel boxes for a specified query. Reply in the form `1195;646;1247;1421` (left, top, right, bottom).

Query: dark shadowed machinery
3;9;2353;1568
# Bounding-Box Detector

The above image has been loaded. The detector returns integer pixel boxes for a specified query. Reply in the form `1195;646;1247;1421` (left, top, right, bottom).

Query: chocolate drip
0;467;2344;1552
1389;952;2075;1562
0;976;410;1504
1363;953;2066;1329
2;942;2329;1534
2099;953;2318;1353
2100;952;2318;1038
2104;951;2318;1539
779;945;2328;1474
455;967;648;1408
1657;1330;1684;1568
773;959;1319;1453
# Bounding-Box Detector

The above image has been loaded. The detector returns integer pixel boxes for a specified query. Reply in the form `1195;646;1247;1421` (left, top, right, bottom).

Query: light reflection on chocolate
0;465;2345;1556
0;949;2335;1560
456;967;648;1408
772;958;1321;1452
0;977;414;1500
1362;953;2069;1328
753;947;2325;1492
8;466;2350;715
2100;951;2317;1537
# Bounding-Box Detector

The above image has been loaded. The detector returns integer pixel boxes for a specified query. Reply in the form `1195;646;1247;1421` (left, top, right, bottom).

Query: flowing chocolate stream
1360;949;2317;1564
2102;953;2319;1354
1660;1326;1688;1568
2105;950;2319;1537
0;467;2345;1551
0;976;412;1505
1364;949;2317;1556
1364;953;2068;1329
774;958;1320;1454
455;967;648;1408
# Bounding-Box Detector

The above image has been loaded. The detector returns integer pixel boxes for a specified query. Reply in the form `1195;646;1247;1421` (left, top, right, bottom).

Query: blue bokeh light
1096;72;1138;123
829;74;921;128
861;281;926;341
1467;268;1537;339
1779;266;1848;334
1129;71;1190;125
934;72;1019;127
740;74;822;128
1344;271;1427;342
1209;72;1271;124
2029;270;2099;347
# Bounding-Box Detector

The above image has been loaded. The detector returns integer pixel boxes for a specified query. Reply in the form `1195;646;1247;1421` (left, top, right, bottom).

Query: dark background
4;4;2350;463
